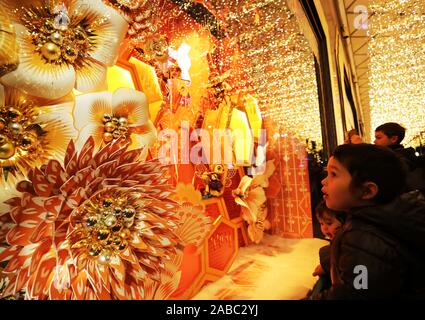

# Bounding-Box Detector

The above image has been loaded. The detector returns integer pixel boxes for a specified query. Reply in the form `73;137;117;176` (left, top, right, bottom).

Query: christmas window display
0;0;322;300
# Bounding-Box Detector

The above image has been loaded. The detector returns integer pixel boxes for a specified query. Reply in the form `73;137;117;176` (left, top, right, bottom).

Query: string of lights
205;0;323;146
368;0;425;145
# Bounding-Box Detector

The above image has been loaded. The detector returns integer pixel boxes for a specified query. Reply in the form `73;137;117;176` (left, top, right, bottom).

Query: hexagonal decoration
206;219;238;275
203;197;229;222
221;167;244;221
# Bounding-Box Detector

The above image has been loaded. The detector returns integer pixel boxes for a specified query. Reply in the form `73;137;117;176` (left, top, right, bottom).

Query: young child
312;201;345;279
304;201;345;299
374;122;425;194
317;143;425;299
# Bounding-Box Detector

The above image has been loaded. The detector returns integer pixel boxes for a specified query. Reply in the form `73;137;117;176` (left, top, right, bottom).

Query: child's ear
361;182;379;200
390;135;399;144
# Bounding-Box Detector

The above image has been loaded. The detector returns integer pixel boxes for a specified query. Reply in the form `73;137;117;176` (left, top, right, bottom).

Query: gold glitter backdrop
206;0;323;146
368;0;425;145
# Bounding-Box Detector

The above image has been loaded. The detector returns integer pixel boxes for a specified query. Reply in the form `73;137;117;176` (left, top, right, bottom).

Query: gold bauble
104;122;116;133
123;207;135;219
118;240;128;251
96;229;110;241
0;135;15;159
50;32;63;45
98;250;111;265
8;122;22;135
20;133;37;151
118;117;128;126
41;42;61;61
103;132;113;143
102;114;112;123
74;27;88;44
7;107;22;121
104;214;117;227
112;130;121;139
63;46;77;63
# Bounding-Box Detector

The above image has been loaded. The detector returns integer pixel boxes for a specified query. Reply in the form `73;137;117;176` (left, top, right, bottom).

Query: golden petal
0;7;19;77
0;179;20;213
128;121;157;158
1;24;76;100
74;123;104;151
112;88;149;125
37;105;79;162
74;91;113;131
74;59;108;93
69;0;128;66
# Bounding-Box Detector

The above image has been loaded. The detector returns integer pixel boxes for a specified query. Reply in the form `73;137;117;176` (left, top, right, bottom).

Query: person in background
309;201;346;296
374;122;425;194
344;129;363;145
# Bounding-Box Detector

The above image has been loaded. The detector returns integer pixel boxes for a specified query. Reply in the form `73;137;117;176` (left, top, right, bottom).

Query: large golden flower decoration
73;88;156;158
0;84;76;206
0;137;185;300
0;0;128;100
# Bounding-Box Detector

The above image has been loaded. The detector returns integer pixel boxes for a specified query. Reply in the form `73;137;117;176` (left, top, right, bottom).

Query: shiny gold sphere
8;122;23;135
41;42;61;61
0;135;15;159
118;117;128;126
7;107;22;121
96;229;110;241
103;114;112;123
112;130;121;139
103;132;113;143
112;236;121;246
118;240;128;251
104;214;117;227
111;223;122;233
20;133;37;151
98;251;111;265
50;32;63;45
63;46;78;63
118;126;128;134
104;122;116;133
74;27;88;44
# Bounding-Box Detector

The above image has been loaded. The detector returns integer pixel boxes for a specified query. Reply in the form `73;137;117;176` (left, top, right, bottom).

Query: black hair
315;200;346;224
332;144;406;204
375;122;406;144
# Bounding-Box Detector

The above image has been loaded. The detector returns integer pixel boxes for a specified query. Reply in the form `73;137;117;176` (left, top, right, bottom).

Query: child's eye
330;171;336;177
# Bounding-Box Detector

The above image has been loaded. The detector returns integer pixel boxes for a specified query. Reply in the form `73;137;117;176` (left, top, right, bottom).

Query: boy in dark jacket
374;122;425;193
317;143;425;299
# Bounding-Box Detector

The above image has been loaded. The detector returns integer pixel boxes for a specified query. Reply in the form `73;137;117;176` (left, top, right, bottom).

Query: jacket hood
350;191;425;252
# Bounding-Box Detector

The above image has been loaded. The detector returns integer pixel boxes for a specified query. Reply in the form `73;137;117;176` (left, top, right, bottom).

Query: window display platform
192;235;328;300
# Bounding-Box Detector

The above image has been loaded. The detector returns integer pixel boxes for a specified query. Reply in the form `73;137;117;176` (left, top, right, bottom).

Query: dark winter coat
389;144;425;194
318;191;425;299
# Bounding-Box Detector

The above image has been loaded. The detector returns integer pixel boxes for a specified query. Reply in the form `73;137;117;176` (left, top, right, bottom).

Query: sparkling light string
207;0;322;145
368;0;425;146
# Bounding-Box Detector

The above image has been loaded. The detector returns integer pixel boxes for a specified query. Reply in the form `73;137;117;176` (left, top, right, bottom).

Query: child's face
374;131;397;146
321;157;362;211
318;213;342;240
